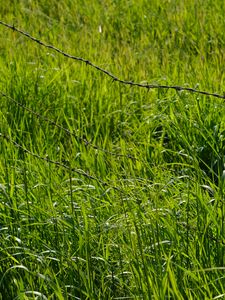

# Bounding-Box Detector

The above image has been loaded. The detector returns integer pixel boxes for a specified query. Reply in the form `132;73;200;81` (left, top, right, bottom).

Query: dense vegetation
1;1;225;299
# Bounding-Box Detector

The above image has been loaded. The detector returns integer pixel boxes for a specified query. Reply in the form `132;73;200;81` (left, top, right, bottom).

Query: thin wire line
0;132;120;189
0;20;224;100
0;91;140;161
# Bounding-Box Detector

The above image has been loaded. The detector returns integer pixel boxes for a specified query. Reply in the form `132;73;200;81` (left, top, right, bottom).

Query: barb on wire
0;91;140;161
0;132;113;187
0;20;225;100
0;132;152;192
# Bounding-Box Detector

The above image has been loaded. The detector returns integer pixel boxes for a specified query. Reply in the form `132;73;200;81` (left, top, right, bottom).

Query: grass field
1;1;225;299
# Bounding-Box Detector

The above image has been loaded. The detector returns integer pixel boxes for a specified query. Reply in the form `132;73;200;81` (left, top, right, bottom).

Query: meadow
1;0;225;299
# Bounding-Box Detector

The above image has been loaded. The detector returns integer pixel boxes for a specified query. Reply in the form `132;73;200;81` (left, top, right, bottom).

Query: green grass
1;0;225;299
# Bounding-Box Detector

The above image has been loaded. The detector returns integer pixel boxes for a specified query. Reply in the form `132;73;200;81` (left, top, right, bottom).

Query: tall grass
1;0;225;299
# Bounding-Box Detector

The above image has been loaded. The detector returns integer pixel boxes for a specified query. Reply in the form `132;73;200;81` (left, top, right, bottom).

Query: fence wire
0;132;123;189
0;20;224;188
0;20;225;100
0;91;141;162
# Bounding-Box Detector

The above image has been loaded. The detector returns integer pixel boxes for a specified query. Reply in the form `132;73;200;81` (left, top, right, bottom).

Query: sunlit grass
1;1;225;299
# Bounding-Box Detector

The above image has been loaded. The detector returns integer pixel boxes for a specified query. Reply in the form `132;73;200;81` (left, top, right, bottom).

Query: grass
1;0;225;299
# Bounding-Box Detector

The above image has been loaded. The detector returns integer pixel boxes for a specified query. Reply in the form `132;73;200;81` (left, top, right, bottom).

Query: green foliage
1;0;225;299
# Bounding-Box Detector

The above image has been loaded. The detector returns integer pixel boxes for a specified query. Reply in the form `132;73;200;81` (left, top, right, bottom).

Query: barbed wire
0;132;121;189
0;20;225;100
0;20;224;192
0;91;141;162
0;131;154;192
